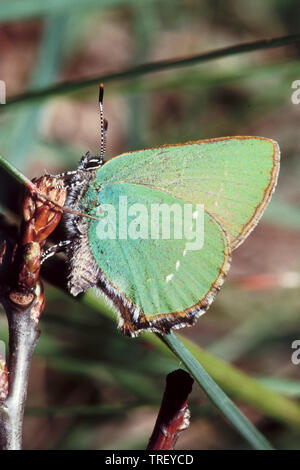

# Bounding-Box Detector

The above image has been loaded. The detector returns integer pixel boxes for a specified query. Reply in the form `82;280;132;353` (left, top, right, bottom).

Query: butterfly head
78;152;104;172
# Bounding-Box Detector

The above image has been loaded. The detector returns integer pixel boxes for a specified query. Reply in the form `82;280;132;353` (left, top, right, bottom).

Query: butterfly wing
76;136;279;335
97;136;280;249
84;182;230;336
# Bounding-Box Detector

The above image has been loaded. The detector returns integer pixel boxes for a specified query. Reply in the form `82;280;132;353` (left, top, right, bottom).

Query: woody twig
0;176;66;450
147;369;194;450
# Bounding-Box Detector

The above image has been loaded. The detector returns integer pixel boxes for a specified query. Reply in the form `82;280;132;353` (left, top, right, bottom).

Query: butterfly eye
83;158;103;170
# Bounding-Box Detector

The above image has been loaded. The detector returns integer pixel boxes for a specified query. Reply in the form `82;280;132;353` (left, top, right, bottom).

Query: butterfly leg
41;240;72;264
46;169;79;180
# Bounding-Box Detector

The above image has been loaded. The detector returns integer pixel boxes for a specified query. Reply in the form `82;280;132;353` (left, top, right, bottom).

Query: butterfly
46;85;280;337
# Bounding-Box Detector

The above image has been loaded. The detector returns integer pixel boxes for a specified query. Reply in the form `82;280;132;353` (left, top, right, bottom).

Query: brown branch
0;176;66;450
147;369;194;450
0;292;42;449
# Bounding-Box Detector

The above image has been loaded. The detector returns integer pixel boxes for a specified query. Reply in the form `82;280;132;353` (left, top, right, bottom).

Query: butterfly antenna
99;83;106;164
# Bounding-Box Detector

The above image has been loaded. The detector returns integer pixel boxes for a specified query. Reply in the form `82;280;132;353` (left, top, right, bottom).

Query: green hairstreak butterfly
48;85;280;337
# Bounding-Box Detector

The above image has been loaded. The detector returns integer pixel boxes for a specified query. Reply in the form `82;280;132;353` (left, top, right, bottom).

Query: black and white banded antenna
99;83;106;163
82;83;108;171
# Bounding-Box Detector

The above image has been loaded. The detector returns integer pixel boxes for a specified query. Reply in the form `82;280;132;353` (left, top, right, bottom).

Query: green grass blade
160;331;273;450
0;155;33;188
5;34;300;108
84;291;300;429
149;331;300;427
257;377;300;398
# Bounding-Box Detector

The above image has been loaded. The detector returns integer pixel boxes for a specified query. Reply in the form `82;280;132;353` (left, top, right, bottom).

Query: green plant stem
0;155;33;188
146;330;300;428
5;33;300;108
160;332;273;450
84;290;300;429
